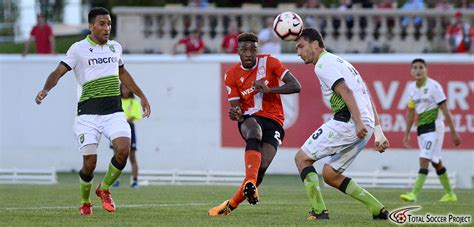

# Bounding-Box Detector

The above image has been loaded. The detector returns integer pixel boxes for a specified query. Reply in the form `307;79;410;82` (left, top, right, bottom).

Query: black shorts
238;115;285;150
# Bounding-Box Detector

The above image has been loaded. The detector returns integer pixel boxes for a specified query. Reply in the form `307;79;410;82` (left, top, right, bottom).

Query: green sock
438;172;453;194
411;173;427;196
80;179;92;204
101;163;122;190
304;172;327;213
345;179;384;215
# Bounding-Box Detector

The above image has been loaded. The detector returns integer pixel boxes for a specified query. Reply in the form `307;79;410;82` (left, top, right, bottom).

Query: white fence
139;170;244;186
0;168;57;184
344;171;456;189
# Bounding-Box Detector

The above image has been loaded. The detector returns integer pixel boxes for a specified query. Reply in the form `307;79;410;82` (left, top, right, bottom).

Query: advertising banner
222;62;474;149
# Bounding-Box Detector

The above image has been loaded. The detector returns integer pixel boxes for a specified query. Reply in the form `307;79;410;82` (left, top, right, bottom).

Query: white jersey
61;35;124;115
407;78;446;129
314;52;374;127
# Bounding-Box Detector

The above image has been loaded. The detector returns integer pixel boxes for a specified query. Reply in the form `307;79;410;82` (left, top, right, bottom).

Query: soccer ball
273;12;303;41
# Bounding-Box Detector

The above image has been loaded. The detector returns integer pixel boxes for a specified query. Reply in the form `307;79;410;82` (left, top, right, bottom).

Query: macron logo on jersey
88;56;118;66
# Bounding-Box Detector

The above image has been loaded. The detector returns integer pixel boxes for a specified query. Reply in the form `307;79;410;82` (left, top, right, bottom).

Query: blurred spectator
187;0;209;8
301;0;328;36
400;0;425;39
354;0;374;39
258;17;281;54
446;11;474;53
332;0;354;39
221;20;240;54
435;0;454;29
172;29;206;56
459;0;474;9
374;0;396;38
23;14;55;56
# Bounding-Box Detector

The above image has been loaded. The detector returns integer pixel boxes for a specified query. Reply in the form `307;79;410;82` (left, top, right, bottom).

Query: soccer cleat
95;184;116;212
79;203;93;216
439;193;457;202
400;192;417;202
243;181;259;205
307;210;329;220
373;207;389;220
208;200;232;216
131;181;139;189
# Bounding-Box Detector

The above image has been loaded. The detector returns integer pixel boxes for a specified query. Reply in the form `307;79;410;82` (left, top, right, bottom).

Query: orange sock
229;184;246;209
244;150;261;184
229;150;261;209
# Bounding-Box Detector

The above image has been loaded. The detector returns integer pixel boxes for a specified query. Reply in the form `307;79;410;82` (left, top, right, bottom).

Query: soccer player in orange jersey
208;32;301;216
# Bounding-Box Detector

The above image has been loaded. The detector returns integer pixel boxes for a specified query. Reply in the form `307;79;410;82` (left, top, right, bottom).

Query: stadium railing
341;171;456;189
0;168;57;185
112;7;474;54
138;169;244;186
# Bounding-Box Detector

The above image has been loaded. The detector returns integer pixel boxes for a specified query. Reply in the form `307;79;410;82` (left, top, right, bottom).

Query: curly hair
238;32;259;43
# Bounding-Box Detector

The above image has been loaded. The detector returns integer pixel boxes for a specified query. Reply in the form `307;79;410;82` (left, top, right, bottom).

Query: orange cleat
79;203;93;216
95;184;116;212
208;200;232;216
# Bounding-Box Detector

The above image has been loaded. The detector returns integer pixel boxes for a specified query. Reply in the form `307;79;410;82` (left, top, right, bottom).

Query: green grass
0;35;84;54
0;173;472;226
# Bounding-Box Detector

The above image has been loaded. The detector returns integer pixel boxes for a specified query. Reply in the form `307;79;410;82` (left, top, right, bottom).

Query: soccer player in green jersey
294;28;390;220
400;58;461;203
35;7;151;215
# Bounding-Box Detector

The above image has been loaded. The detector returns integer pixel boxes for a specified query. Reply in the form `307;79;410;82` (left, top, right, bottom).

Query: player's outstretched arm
119;66;151;118
35;63;69;105
254;71;301;94
439;102;461;146
403;107;416;148
334;81;367;139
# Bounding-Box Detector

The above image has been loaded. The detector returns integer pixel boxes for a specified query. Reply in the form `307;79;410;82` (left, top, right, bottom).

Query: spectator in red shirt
23;14;55;56
221;20;239;54
172;29;205;56
446;11;474;53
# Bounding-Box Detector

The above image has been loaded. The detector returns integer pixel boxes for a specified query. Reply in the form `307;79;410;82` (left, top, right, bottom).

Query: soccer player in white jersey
400;58;461;203
34;7;151;216
294;28;390;220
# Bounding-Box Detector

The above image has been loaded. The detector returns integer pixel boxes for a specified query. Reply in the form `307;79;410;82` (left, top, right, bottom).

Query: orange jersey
225;54;289;126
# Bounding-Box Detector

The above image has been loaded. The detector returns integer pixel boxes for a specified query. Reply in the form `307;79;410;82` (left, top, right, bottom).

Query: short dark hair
297;28;325;48
411;58;426;66
238;32;258;43
88;7;110;24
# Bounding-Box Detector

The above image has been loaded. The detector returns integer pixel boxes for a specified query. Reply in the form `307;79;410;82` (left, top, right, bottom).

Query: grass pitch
0;173;472;226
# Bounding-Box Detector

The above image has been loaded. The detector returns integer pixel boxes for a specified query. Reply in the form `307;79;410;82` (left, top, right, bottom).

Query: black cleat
373;208;389;220
243;181;259;205
307;210;330;220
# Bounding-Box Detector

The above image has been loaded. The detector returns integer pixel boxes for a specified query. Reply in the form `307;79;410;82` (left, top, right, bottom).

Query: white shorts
417;130;444;164
74;112;131;150
301;119;373;172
